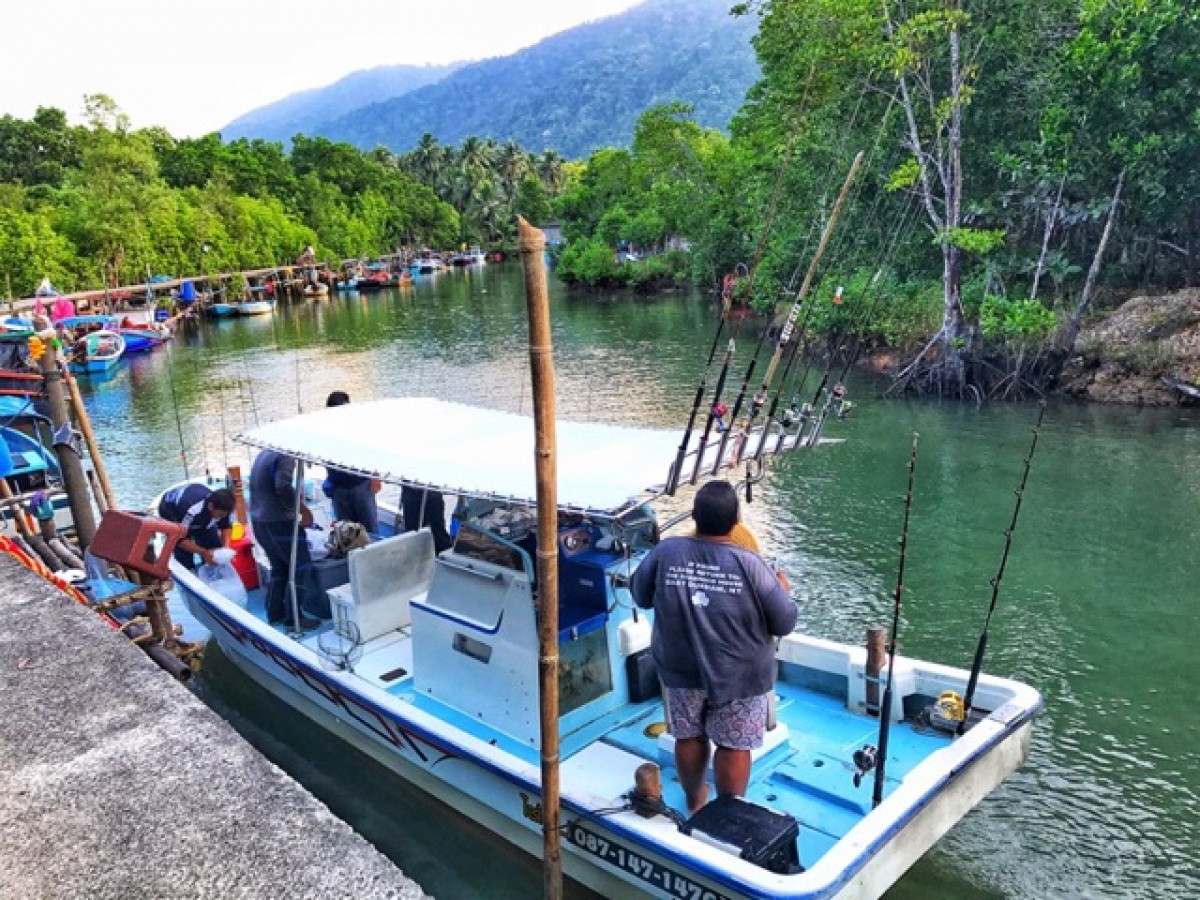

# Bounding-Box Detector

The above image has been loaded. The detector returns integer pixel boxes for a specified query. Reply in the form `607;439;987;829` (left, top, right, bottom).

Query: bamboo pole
38;343;97;548
64;366;118;511
0;480;34;540
518;216;562;900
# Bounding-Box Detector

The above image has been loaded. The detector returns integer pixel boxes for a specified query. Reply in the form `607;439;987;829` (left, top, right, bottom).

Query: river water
82;264;1198;899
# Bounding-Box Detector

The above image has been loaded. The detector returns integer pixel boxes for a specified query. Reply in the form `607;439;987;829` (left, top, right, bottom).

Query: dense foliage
553;0;1199;394
314;0;759;160
0;98;564;296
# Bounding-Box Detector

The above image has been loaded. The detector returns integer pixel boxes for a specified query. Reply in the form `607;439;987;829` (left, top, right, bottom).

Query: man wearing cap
157;484;235;569
631;480;796;815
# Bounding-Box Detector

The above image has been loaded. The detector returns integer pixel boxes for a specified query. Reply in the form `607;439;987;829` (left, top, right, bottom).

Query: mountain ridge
221;63;465;144
221;0;758;159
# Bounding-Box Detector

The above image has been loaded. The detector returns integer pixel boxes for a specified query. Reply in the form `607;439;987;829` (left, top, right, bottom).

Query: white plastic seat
329;529;435;643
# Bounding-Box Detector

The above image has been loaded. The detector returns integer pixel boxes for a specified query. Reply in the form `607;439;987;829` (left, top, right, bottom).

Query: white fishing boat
165;397;1041;900
236;299;274;316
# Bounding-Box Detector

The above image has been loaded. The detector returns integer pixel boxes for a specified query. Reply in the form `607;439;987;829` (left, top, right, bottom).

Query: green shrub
556;237;629;286
979;296;1058;346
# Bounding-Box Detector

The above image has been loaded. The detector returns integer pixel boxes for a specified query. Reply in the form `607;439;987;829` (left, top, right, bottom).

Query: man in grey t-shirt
631;480;796;815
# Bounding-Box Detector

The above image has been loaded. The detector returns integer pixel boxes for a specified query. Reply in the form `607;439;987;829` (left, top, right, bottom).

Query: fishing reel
712;401;729;433
851;745;878;788
832;383;854;420
925;690;966;734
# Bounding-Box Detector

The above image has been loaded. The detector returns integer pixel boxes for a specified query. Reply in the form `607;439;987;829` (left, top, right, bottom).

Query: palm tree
535;149;566;196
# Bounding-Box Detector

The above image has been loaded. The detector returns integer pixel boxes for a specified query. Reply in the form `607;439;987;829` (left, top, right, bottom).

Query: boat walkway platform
0;554;428;899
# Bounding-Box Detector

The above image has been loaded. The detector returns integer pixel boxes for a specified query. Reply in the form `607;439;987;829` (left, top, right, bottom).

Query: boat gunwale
174;558;1043;900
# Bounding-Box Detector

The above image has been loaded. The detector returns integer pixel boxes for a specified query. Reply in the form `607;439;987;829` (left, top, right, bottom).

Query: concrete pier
0;554;429;899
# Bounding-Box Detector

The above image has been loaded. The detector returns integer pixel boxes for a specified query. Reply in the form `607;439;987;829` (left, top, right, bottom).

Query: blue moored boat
164;397;1041;900
67;329;124;375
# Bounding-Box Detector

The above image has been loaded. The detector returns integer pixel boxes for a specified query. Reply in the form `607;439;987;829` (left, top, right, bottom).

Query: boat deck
237;584;954;872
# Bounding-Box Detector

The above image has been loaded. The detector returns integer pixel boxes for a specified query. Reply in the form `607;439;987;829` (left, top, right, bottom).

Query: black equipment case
682;795;802;875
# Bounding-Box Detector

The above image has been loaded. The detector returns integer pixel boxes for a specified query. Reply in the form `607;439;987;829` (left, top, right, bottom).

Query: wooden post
227;465;248;528
519;216;562;900
64;367;118;511
39;344;97;548
0;480;34;540
865;625;886;716
145;585;177;648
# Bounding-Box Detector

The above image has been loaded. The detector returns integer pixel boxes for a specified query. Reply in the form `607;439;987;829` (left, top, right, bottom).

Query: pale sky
4;0;643;137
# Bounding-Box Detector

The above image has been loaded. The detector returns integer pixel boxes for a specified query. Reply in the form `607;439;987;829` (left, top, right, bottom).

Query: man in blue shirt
157;484;235;570
631;480;796;815
249;449;322;629
323;391;379;535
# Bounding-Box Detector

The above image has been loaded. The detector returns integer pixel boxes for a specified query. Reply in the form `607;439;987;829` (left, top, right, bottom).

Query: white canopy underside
238;398;676;513
238;397;816;514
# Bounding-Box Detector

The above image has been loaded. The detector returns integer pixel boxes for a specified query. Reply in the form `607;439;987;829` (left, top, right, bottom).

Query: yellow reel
936;690;965;723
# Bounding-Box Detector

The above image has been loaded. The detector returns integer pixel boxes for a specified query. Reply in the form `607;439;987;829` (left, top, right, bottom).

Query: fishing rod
714;151;865;480
873;432;919;808
958;401;1046;734
669;67;831;493
165;342;190;479
788;194;925;453
666;276;738;494
751;284;843;464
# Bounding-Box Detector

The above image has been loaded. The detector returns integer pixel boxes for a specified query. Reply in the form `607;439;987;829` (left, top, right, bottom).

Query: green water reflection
85;264;1199;899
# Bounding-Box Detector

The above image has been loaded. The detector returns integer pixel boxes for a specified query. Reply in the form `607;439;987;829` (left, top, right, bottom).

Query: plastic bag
197;560;249;608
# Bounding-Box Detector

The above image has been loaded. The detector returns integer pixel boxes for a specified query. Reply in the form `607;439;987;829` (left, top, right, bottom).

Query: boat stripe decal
187;578;1040;900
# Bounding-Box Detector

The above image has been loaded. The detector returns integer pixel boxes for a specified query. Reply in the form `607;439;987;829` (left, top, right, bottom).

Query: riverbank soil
1059;288;1200;404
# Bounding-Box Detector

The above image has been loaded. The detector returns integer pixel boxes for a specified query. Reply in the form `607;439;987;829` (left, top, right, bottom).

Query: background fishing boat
206;301;239;318
236;299;274;316
67;329;124;375
450;246;487;267
115;321;171;353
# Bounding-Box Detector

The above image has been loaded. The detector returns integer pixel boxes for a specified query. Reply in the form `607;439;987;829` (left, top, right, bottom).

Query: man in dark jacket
249;449;322;629
323;391;379;535
631;480;796;815
157;484;235;570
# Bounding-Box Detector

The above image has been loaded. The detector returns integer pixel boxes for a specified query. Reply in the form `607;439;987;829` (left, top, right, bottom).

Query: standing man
400;485;453;553
631;480;796;816
249;448;322;629
157;484;235;570
323;391;380;535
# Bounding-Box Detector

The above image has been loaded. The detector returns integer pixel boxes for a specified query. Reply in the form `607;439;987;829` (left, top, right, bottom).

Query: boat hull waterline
177;568;1040;900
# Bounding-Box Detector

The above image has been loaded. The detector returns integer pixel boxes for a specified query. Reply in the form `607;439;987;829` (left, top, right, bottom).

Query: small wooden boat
451;247;487;267
237;300;274;316
1162;376;1200;401
116;321;171;354
207;302;238;318
67;330;124;375
411;252;446;274
304;282;330;297
355;272;398;292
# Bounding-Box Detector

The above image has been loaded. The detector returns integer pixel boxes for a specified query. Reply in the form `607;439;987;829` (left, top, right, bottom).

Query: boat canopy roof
237;397;681;514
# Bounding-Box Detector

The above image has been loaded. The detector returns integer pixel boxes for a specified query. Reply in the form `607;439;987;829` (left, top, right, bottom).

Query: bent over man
157;484;235;570
631;480;796;815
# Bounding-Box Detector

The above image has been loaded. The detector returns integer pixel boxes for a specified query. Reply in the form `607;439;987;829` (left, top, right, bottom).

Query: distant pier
0;553;429;900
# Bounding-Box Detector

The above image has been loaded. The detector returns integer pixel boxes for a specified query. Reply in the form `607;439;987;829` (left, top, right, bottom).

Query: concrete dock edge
0;554;430;899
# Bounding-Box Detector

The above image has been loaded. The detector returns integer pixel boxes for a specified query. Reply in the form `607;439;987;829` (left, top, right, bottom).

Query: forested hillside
0;98;567;297
221;63;462;145
317;0;758;159
554;0;1199;397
